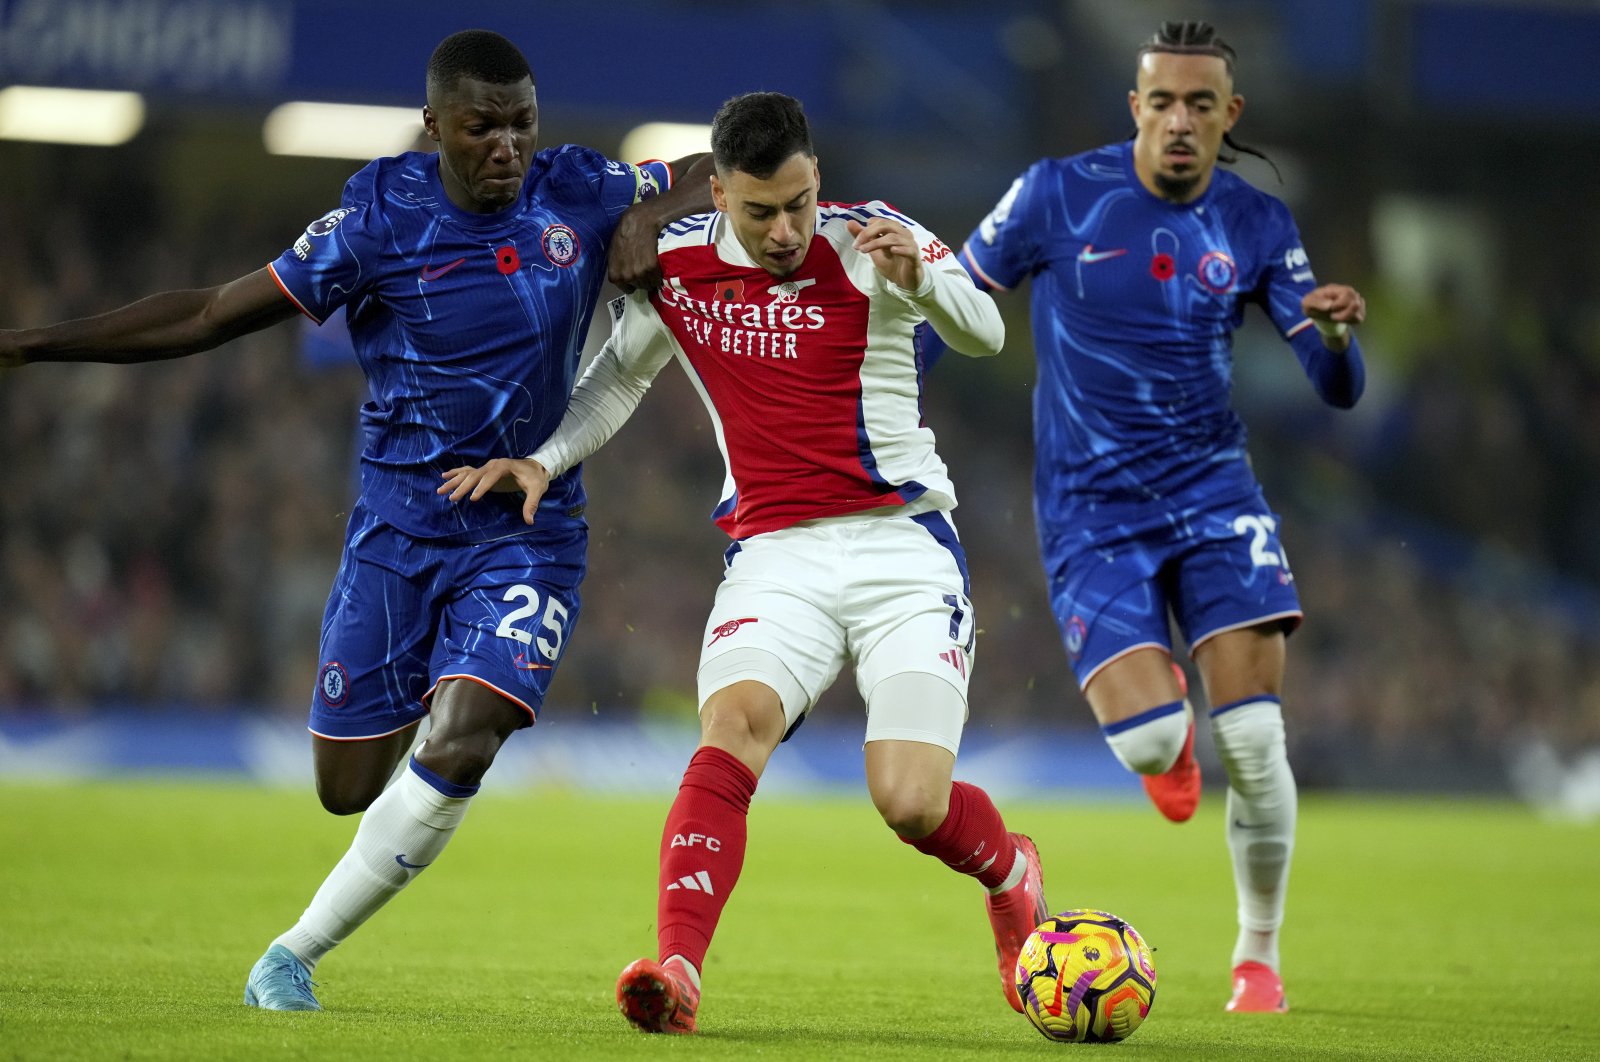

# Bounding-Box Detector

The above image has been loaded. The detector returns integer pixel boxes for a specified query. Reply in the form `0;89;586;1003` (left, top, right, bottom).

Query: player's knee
699;691;784;762
873;787;947;839
1102;701;1189;775
865;749;952;839
413;727;504;789
1111;736;1185;776
1210;699;1288;795
315;775;385;816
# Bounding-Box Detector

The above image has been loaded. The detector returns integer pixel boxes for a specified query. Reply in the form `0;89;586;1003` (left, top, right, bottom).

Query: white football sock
1101;700;1190;775
274;756;474;971
1210;698;1296;972
662;954;702;990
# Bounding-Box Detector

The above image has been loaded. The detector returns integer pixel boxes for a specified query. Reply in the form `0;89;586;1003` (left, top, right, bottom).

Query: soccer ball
1014;909;1156;1042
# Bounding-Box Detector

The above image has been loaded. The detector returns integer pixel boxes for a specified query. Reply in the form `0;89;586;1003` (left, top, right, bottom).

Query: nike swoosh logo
1232;819;1271;831
1078;245;1127;264
395;854;431;869
514;653;553;671
419;257;467;281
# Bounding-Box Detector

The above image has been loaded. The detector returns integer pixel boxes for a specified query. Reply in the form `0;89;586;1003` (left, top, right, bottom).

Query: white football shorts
695;509;977;750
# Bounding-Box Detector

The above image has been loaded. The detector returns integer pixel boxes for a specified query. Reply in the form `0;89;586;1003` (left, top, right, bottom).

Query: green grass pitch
2;780;1597;1060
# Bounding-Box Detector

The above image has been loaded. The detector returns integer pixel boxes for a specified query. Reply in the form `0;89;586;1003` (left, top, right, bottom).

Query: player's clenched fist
1300;284;1365;350
437;456;551;526
847;219;923;292
1300;284;1365;325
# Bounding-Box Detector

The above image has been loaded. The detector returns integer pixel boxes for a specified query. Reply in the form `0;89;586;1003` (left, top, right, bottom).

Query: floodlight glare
263;102;423;161
0;86;146;146
619;122;711;165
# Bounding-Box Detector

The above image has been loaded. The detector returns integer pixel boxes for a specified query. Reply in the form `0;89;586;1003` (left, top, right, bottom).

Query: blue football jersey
960;142;1341;525
270;147;669;540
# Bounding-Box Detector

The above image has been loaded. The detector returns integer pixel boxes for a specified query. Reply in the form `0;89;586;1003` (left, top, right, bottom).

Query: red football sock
904;780;1017;890
656;745;759;972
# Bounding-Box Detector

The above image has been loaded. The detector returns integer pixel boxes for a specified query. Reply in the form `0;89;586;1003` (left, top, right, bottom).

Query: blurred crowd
1;144;1597;791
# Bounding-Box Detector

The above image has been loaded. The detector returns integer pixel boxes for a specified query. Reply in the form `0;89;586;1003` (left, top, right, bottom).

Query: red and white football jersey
534;201;1002;539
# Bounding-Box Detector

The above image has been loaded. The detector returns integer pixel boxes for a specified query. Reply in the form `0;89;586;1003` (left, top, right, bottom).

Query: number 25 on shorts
495;584;568;663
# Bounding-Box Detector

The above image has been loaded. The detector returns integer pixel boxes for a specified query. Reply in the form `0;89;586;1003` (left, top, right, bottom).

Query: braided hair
1136;21;1279;181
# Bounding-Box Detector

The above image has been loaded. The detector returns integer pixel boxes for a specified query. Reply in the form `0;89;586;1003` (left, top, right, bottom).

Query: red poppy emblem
1150;253;1175;281
496;245;521;274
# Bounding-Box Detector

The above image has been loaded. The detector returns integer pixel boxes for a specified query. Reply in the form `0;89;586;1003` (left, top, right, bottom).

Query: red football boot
983;833;1049;1013
1226;961;1288;1013
617;956;700;1034
1141;662;1200;822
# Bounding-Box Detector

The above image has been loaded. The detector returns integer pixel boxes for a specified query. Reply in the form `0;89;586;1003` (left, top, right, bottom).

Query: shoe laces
271;955;317;996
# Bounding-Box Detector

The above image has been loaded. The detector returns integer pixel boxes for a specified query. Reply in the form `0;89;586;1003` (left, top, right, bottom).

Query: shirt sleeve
959;160;1048;292
529;289;679;475
1256;201;1366;409
265;201;379;325
587;152;675;222
882;209;1004;359
1256;201;1322;338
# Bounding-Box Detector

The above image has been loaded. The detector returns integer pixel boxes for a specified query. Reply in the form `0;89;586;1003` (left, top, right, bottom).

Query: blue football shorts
1038;486;1302;689
308;502;586;740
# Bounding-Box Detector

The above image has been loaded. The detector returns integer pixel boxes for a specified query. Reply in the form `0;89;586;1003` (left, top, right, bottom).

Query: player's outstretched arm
439;292;676;525
0;268;299;367
608;153;716;293
436;340;656;526
437;458;551;527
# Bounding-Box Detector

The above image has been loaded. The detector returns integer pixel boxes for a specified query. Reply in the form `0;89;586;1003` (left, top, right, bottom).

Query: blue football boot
243;944;321;1011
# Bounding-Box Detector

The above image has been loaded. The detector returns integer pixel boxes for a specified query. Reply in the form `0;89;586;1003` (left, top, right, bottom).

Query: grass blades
2;781;1597;1060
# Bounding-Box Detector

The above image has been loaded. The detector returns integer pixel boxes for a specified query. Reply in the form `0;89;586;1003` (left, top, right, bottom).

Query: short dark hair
426;29;533;99
711;92;813;179
1137;20;1236;77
